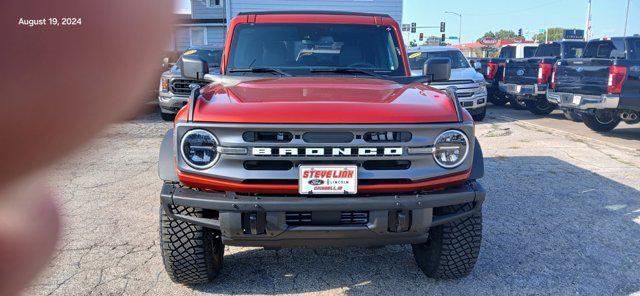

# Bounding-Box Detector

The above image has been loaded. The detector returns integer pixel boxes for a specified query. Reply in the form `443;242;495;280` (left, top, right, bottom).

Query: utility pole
546;29;549;43
545;29;549;43
585;0;593;41
444;11;462;44
624;0;631;36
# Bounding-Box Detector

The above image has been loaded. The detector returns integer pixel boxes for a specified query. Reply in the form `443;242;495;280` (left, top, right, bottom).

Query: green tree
533;28;566;43
477;31;496;42
477;30;517;42
495;29;517;40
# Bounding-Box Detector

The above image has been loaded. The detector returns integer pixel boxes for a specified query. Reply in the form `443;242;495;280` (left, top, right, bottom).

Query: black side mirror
423;58;451;82
180;55;209;80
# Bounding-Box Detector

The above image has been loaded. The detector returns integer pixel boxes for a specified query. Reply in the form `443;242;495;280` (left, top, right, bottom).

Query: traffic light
518;28;523;36
419;33;424;41
440;22;446;33
441;34;446;42
411;22;417;33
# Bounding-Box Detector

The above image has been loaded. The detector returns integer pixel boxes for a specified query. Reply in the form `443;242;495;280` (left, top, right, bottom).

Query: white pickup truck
408;46;488;121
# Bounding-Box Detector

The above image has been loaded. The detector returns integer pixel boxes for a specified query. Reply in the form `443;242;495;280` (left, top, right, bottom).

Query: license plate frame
299;165;358;195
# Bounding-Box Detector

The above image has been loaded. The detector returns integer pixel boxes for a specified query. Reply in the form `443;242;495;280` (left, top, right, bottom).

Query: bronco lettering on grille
252;147;403;156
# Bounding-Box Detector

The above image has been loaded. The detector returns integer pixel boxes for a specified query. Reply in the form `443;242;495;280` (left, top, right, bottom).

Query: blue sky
175;0;639;43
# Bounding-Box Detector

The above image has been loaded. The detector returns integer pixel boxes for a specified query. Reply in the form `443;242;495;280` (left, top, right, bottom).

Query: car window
176;49;223;69
583;40;621;58
226;23;405;76
562;42;586;58
523;47;537;58
407;50;470;70
535;44;561;57
611;38;627;58
629;39;640;60
499;47;516;58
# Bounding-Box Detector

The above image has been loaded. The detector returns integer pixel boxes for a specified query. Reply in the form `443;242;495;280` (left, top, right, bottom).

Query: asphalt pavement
27;106;640;295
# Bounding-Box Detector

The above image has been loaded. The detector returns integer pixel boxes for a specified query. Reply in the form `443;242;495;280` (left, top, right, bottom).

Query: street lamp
445;11;462;44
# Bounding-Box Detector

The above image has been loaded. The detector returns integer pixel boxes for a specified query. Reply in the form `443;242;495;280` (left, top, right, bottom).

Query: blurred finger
0;177;60;295
0;0;173;188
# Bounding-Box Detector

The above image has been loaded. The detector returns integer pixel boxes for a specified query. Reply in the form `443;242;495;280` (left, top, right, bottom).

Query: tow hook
242;212;266;235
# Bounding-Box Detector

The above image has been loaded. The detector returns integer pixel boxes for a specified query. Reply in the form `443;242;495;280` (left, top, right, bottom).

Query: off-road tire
582;112;620;132
161;112;176;122
160;206;224;284
563;110;583;122
508;95;526;110
472;107;486;122
525;98;555;115
412;202;482;279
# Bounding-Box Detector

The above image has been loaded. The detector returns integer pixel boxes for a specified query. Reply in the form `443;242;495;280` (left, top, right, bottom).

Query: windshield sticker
295;42;343;61
409;52;422;59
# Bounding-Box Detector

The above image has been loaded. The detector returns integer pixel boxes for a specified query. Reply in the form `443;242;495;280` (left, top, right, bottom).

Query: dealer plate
572;95;582;105
299;165;358;195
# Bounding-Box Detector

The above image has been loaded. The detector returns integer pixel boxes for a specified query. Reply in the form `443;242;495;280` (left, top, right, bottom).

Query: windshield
408;50;470;70
177;49;222;69
562;42;586;58
226;23;405;76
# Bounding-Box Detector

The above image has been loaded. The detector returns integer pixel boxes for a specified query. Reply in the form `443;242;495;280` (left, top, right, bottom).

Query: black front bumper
161;182;485;248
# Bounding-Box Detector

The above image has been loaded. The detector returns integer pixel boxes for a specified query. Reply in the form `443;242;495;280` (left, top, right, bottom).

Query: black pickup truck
471;44;538;107
548;37;640;131
499;41;586;115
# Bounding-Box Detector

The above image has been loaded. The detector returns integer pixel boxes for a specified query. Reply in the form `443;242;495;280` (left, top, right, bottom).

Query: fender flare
470;139;485;180
158;129;179;182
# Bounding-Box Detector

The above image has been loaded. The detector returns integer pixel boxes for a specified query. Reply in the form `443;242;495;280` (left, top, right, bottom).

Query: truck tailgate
554;59;612;95
504;59;539;85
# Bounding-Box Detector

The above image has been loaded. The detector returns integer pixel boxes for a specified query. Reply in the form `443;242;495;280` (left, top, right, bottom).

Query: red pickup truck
158;11;486;284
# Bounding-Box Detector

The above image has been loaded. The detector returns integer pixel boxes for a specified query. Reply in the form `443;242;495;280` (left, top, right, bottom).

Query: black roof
238;11;392;18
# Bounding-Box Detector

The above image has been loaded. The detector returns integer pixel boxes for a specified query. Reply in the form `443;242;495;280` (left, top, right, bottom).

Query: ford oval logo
308;179;324;186
516;69;525;76
576;67;584;72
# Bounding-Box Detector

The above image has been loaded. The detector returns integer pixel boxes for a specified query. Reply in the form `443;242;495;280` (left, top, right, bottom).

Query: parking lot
27;106;640;295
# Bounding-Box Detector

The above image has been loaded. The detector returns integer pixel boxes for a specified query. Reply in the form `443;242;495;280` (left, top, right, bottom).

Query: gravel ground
26;108;640;295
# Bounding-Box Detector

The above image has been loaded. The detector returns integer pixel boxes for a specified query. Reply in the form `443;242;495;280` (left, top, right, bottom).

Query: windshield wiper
228;67;292;77
310;68;387;79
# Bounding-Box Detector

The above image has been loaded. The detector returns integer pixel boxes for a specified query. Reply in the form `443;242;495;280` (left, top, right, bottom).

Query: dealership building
170;0;404;51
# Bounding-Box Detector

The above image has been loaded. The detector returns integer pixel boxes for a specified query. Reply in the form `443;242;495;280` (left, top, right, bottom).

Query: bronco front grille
174;122;475;187
243;132;293;143
170;79;209;95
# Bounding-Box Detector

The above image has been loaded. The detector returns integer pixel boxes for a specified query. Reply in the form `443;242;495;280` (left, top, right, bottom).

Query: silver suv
158;48;222;121
408;46;488;121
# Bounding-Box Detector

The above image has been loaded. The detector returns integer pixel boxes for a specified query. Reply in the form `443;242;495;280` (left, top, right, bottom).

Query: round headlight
181;129;219;169
433;130;469;169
